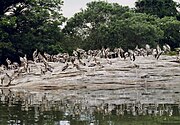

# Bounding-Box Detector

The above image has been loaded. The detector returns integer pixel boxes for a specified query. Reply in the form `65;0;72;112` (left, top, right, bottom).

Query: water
1;88;180;125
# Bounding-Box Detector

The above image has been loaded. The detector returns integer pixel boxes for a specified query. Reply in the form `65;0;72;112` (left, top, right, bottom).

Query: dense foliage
0;0;65;64
64;1;180;50
135;0;180;19
0;0;180;64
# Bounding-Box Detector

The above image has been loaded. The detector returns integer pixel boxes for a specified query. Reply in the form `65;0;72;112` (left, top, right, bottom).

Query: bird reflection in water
0;89;180;125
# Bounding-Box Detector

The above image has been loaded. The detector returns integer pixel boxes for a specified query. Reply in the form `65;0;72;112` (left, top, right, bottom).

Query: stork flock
0;43;179;87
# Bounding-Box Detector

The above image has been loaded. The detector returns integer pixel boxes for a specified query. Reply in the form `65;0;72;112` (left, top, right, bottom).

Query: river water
0;87;180;125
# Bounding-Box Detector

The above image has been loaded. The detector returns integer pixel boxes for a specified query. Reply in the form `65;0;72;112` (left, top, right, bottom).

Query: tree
104;12;164;50
135;0;180;48
0;0;26;15
63;1;164;50
135;0;180;18
63;1;130;50
158;17;180;48
0;0;65;64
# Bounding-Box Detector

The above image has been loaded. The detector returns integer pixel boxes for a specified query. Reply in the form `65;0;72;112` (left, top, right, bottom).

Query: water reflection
0;89;180;125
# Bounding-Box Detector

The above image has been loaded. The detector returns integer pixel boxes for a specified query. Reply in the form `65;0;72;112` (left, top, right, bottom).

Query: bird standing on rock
62;63;69;71
73;63;81;70
6;58;11;69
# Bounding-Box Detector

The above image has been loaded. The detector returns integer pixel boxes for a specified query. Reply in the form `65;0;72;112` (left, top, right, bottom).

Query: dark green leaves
0;0;65;63
135;0;179;18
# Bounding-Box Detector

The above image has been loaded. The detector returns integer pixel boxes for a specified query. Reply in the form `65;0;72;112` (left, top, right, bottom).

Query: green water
0;89;180;125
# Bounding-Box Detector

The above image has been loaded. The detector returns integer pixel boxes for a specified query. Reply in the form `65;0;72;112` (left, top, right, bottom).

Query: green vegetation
64;1;180;51
135;0;179;18
0;0;65;63
0;0;180;63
